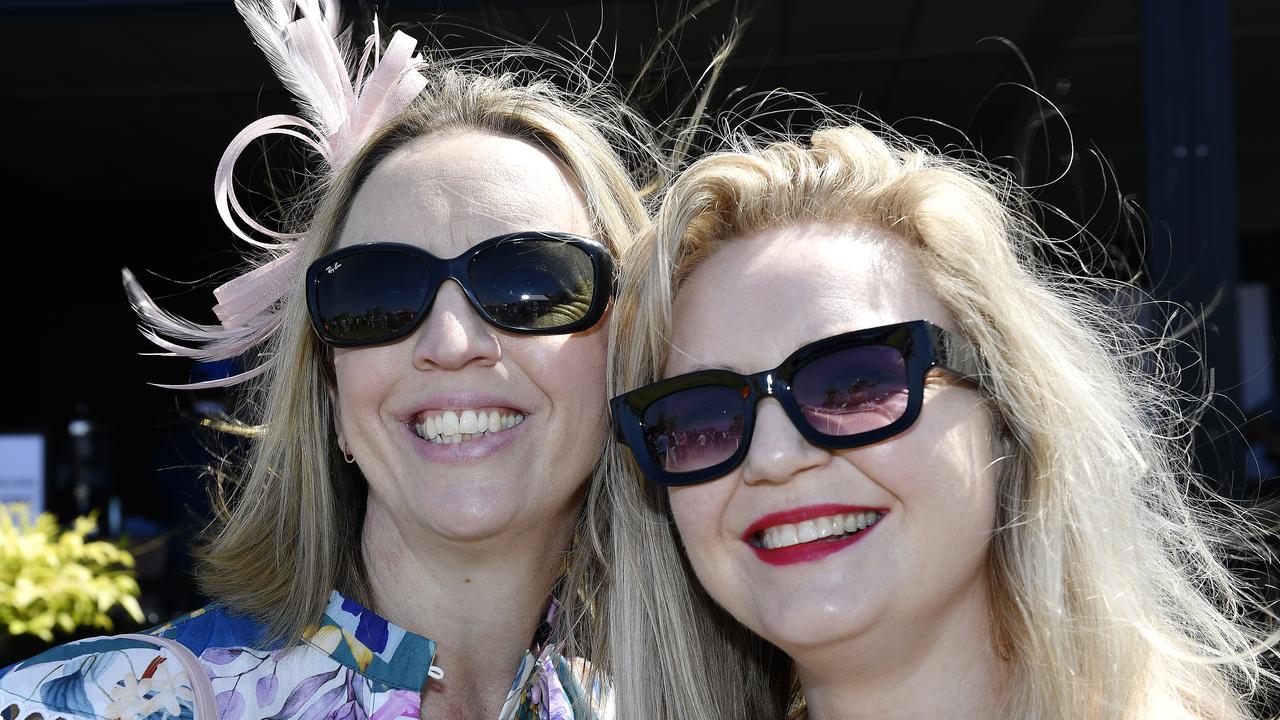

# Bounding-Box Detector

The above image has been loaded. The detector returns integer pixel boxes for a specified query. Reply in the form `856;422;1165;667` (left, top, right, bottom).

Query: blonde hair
604;121;1272;719
198;50;653;659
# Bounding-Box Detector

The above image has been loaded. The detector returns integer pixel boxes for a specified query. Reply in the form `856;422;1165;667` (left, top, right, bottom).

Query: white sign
0;434;45;521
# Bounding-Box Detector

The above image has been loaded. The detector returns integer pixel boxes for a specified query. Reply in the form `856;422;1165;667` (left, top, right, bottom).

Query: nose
411;280;501;371
740;399;830;485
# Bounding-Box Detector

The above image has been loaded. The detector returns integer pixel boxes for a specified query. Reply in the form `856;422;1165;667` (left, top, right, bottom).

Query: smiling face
664;223;1000;660
331;131;605;546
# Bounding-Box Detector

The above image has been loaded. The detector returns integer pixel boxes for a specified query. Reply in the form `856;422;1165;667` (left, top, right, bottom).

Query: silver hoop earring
344;451;356;464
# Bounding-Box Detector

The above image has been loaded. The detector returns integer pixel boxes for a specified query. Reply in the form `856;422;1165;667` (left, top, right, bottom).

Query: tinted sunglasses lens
792;344;909;437
640;385;745;475
312;251;432;343
469;240;596;330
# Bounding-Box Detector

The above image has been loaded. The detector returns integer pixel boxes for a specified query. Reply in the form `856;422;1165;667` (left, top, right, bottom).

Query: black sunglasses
610;320;978;486
305;231;615;347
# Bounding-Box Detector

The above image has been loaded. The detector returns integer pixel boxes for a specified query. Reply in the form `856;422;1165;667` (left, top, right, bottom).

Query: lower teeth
427;431;488;444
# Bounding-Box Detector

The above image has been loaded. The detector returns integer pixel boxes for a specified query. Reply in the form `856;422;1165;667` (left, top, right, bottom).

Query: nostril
410;294;503;371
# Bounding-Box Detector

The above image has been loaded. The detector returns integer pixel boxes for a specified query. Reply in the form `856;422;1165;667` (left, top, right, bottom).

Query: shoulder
1;634;197;720
149;604;270;656
0;605;266;720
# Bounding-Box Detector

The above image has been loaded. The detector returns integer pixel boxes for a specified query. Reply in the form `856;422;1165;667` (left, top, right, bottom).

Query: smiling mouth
412;407;526;444
751;511;885;550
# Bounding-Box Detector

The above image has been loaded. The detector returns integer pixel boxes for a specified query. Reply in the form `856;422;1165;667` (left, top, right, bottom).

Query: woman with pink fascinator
0;1;649;718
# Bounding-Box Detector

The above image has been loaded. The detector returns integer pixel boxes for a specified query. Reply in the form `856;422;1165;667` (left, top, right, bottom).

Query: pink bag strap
117;634;217;720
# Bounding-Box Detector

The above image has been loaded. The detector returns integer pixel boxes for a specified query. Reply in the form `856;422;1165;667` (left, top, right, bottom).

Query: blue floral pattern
0;591;608;720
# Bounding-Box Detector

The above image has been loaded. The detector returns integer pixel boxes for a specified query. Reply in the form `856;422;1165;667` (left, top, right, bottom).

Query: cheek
924;412;999;516
668;482;731;553
332;349;396;427
872;397;1000;547
526;333;608;416
668;481;749;615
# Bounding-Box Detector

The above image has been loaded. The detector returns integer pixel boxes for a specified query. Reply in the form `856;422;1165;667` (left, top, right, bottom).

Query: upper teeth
413;408;525;444
757;512;883;550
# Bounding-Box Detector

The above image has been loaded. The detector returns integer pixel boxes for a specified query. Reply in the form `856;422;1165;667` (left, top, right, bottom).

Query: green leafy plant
0;506;144;641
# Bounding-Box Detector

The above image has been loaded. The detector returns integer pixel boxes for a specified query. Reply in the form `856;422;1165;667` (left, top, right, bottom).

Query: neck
360;495;576;720
795;578;1008;720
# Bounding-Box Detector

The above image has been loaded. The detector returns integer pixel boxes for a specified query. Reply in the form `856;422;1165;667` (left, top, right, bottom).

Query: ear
333;400;348;455
328;360;347;455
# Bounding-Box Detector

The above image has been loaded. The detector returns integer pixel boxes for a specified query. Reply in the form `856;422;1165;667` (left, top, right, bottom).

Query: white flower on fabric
147;663;194;717
103;673;154;720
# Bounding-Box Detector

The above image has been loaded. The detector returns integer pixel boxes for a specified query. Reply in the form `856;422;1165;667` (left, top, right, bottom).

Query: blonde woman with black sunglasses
603;121;1275;719
0;2;654;718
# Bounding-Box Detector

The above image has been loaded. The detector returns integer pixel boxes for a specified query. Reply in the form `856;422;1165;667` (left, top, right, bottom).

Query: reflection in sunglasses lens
314;251;431;342
793;345;909;436
641;385;744;473
471;241;595;329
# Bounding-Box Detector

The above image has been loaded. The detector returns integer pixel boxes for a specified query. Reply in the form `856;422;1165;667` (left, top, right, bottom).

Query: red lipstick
742;504;887;566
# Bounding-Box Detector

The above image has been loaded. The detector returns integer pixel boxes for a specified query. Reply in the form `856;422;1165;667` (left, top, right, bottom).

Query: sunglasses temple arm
929;323;983;385
608;400;630;442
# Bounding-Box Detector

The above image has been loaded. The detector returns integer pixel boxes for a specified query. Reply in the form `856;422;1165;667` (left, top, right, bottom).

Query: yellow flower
309;624;344;654
343;629;374;670
0;505;144;641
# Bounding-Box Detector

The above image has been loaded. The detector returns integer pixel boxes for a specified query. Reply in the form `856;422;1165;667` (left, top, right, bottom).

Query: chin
747;590;886;652
422;515;519;543
415;490;524;541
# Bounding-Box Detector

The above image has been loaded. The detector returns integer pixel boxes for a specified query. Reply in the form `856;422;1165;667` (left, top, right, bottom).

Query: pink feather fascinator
123;0;427;389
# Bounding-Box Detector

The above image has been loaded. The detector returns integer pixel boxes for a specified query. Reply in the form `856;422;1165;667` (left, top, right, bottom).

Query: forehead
667;223;952;373
338;131;593;254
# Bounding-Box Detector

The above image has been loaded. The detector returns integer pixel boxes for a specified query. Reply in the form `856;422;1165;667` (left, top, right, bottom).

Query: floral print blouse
0;591;610;720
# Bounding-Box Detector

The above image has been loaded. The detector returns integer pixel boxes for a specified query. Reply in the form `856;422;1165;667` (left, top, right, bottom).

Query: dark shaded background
1;0;1277;658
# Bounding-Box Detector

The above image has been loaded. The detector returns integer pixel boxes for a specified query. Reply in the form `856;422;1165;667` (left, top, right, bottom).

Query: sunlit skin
331;131;607;719
665;223;1008;719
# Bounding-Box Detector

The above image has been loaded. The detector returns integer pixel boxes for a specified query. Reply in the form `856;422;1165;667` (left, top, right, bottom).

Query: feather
125;3;427;389
122;269;280;387
233;0;353;133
